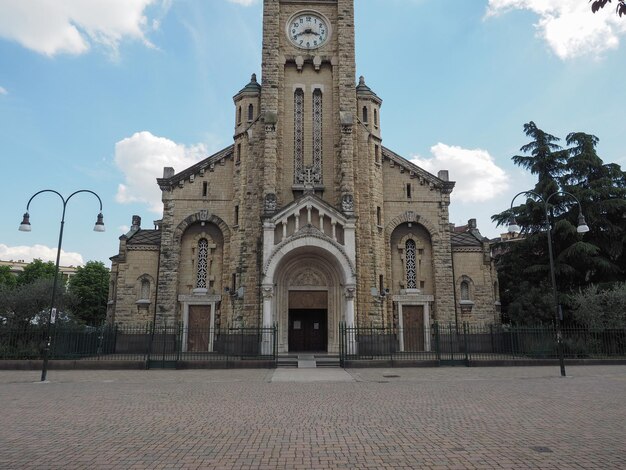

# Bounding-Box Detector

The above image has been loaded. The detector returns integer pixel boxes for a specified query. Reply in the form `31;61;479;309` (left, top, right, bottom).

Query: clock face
287;12;330;50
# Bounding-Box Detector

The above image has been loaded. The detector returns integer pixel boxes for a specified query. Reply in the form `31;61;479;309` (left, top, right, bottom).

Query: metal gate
435;323;468;366
147;322;181;369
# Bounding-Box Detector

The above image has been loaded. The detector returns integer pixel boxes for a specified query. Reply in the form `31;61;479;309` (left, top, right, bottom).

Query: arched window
362;106;368;123
237;106;242;124
374;108;378;127
312;89;323;175
294;88;304;181
405;239;417;289
248;103;254;121
140;279;150;300
460;281;470;301
196;238;209;289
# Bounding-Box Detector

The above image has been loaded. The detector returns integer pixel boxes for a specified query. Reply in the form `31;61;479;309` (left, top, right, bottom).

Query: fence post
176;322;182;364
145;322;152;365
463;322;470;365
434;323;441;364
273;324;278;362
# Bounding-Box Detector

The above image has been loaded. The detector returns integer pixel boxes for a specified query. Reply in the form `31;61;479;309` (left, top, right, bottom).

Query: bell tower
260;0;356;214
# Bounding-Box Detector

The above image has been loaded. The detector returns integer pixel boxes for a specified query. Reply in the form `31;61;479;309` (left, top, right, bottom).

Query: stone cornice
157;145;234;191
382;147;456;194
127;245;160;252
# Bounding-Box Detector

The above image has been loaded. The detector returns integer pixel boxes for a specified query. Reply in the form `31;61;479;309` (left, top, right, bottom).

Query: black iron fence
0;323;277;367
339;323;626;366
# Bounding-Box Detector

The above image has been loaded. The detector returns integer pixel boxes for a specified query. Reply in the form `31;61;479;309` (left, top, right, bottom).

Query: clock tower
259;0;356;210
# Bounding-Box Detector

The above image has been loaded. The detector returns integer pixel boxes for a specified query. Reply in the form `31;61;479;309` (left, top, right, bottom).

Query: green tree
0;266;17;289
68;261;110;325
570;283;626;329
493;123;626;324
561;132;626;283
16;259;56;286
0;278;70;327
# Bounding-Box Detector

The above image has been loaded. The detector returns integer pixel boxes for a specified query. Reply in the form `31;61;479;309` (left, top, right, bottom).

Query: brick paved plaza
0;366;624;469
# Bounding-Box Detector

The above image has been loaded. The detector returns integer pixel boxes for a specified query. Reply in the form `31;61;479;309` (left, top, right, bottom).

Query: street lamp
507;190;589;377
18;189;105;382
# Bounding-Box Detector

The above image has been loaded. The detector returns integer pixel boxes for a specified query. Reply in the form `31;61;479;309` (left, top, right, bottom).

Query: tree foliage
570;283;626;329
590;0;626;17
0;278;70;327
0;266;17;288
16;259;56;286
67;261;110;325
493;122;626;324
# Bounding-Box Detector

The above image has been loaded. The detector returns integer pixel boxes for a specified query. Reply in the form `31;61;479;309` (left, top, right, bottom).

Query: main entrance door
288;309;328;352
288;289;328;352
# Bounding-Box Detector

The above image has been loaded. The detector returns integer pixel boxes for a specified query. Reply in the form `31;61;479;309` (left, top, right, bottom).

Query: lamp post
19;189;105;382
507;190;589;377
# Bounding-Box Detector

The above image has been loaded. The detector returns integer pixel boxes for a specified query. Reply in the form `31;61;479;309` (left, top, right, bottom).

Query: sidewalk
1;366;624;469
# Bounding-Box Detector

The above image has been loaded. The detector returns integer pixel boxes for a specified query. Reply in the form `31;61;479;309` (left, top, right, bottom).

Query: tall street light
507;190;589;377
19;190;105;382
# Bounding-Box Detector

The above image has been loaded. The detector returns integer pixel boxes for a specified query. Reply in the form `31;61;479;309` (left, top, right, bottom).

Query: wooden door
289;309;327;352
402;305;425;351
188;305;211;352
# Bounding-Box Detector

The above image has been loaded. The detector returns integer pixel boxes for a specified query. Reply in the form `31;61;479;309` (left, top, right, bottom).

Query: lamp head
577;214;590;233
507;215;520;234
18;212;31;232
93;212;105;232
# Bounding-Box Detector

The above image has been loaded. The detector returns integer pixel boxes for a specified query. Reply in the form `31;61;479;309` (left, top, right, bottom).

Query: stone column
261;284;274;354
344;285;357;354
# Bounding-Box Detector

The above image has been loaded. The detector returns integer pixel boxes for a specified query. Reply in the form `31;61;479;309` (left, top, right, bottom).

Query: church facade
107;0;499;353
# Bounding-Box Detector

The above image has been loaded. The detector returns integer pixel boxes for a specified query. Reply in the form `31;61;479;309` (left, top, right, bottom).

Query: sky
0;0;624;267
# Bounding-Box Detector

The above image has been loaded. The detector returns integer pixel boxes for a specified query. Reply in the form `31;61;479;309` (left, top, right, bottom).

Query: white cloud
228;0;258;5
0;86;7;95
0;0;162;57
486;0;626;59
114;131;210;213
410;143;509;203
0;244;84;267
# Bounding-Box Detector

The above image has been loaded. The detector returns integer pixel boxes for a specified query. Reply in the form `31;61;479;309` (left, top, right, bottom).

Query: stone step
276;354;341;368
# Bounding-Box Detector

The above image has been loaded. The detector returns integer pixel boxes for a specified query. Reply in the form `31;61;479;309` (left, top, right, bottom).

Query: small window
140;279;150;300
202;181;208;197
406;183;412;199
236;143;241;164
231;273;237;292
379;274;384;294
248;104;254;121
374;144;380;163
234;205;239;226
460;281;470;301
376;206;382;226
374;108;378;127
362;106;368;123
237;106;242;124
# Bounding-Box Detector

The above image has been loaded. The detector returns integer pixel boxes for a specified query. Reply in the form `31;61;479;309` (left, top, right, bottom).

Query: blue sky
0;0;624;267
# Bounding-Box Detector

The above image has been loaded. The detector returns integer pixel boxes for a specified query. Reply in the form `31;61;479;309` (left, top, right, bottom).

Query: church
107;0;499;354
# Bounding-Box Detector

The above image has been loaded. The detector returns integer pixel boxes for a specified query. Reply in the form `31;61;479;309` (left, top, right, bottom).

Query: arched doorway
264;244;354;354
284;258;332;352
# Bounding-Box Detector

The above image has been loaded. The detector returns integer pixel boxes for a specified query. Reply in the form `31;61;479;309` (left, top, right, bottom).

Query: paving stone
0;366;624;469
